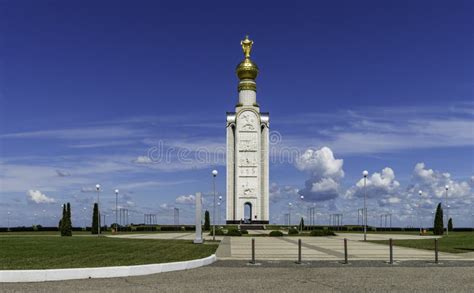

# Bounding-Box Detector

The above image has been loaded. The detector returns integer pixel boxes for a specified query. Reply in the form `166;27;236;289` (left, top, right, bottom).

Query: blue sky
1;1;473;227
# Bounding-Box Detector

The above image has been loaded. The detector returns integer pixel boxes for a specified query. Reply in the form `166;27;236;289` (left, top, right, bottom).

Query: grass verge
0;236;218;269
368;232;474;253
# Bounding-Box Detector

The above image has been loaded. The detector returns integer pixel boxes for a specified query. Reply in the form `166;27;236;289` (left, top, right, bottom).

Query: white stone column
193;192;203;244
261;123;269;222
238;89;256;106
226;118;235;223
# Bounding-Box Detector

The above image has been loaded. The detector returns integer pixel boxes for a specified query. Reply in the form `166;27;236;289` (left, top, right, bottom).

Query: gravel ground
1;261;473;292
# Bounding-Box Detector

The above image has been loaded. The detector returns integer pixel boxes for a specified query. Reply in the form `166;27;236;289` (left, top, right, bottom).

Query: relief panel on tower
240;179;258;198
236;110;260;200
239;111;258;132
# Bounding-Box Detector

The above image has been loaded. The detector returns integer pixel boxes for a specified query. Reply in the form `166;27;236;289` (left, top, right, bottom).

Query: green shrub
208;228;225;236
288;228;299;235
310;230;336;236
226;229;242;236
269;230;283;237
240;229;249;234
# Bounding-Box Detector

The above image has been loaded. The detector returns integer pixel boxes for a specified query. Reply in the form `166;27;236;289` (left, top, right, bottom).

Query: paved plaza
110;232;473;261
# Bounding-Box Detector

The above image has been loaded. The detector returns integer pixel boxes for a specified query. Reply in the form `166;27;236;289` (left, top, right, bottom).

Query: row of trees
59;203;454;236
59;203;72;236
58;202;101;236
433;202;453;235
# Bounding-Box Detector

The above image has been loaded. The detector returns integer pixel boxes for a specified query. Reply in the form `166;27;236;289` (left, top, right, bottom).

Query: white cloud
0;126;147;140
346;167;401;205
413;163;436;183
133;156;153;164
409;162;472;200
269;183;299;203
295;147;344;201
311;178;339;193
276;104;474;155
355;167;400;191
159;203;173;210
295;147;344;179
81;187;96;193
27;190;56;204
176;194;195;204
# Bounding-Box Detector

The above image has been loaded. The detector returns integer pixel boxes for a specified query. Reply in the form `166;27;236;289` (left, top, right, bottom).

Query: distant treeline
1;225;473;232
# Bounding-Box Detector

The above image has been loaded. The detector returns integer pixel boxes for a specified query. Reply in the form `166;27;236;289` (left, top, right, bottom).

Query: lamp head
115;189;119;194
445;185;449;190
418;190;422;196
363;170;369;177
212;169;218;176
96;184;101;190
300;195;304;200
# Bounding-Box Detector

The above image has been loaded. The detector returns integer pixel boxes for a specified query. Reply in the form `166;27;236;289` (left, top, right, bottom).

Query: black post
250;238;255;264
389;238;393;264
344;238;348;264
434;238;439;264
297;238;302;264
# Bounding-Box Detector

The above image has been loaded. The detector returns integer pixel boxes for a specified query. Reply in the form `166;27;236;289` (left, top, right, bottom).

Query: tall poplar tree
60;204;67;236
91;203;99;234
204;210;210;231
433;203;444;235
64;202;72;236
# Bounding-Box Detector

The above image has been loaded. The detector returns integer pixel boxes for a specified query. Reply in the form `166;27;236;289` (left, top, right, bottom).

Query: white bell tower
226;36;269;224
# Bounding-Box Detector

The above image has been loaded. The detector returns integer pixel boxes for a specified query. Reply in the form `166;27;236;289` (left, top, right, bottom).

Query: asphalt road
2;261;473;292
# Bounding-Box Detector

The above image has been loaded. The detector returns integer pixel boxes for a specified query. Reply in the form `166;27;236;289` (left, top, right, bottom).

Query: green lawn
0;236;218;270
368;232;474;253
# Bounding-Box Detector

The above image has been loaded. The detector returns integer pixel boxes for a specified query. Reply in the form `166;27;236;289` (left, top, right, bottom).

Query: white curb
0;254;216;283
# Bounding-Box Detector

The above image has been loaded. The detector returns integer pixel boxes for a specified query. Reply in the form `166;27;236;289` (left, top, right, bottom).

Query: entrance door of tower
244;202;252;224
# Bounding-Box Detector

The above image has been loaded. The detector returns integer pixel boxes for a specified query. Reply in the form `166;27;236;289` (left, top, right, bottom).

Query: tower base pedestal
226;220;269;225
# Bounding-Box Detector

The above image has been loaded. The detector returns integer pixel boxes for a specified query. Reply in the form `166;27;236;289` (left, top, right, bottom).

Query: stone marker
194;192;203;244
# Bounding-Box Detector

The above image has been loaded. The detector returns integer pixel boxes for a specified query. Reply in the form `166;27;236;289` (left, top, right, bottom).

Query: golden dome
236;58;259;80
236;35;259;81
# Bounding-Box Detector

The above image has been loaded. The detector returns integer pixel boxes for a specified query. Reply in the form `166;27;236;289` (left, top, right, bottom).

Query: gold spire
236;35;259;91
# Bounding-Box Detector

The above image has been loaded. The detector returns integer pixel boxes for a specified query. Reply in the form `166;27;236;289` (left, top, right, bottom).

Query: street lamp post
299;195;304;231
418;190;423;235
96;184;101;237
115;189;119;233
212;169;218;241
445;185;449;236
83;207;87;230
363;170;369;241
218;195;222;226
217;201;221;227
288;203;292;229
7;211;10;232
